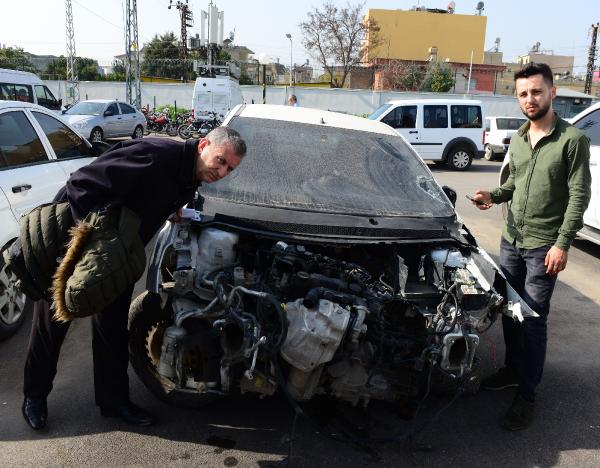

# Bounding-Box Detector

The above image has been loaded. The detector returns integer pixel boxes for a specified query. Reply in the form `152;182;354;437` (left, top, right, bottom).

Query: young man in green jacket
472;62;591;431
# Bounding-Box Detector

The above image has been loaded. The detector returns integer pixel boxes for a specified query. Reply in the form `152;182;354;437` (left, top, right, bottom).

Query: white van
0;68;62;112
369;99;485;170
484;116;526;161
192;76;242;120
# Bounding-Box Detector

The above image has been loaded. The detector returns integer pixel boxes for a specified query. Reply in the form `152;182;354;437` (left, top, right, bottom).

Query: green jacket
490;115;591;251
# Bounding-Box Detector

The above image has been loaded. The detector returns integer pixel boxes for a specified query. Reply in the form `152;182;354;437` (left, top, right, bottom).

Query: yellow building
366;9;487;64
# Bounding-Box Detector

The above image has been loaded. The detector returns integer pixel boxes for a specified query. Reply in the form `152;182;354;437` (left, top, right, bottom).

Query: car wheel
90;127;104;142
132;125;144;139
446;145;473;171
0;258;28;341
128;291;222;408
483;144;495;161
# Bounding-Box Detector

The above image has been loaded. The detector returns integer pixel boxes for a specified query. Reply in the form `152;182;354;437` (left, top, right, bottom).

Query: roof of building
556;88;597;99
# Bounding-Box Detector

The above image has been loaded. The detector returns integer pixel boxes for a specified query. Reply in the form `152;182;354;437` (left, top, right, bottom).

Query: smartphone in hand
465;195;489;206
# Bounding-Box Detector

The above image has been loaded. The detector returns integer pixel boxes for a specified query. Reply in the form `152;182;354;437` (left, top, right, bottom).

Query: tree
420;62;454;93
239;72;253;85
300;2;379;88
141;32;185;80
379;61;426;91
104;60;125;81
44;56;101;81
0;47;37;73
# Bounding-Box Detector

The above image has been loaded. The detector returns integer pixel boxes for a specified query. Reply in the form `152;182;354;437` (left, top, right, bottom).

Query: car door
118;102;139;136
0;108;66;221
29;110;96;178
380;105;419;146
418;104;448;160
573;108;600;229
103;102;123;137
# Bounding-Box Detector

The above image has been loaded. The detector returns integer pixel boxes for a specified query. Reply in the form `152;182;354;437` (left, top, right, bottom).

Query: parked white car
0;100;107;339
484;116;526;161
499;102;600;245
0;68;62;112
61;99;146;142
369;99;485;171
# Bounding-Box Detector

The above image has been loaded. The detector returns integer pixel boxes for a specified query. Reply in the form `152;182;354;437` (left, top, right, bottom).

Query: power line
72;0;124;31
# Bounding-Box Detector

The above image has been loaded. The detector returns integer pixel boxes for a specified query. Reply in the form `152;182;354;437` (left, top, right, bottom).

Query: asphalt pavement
1;159;600;467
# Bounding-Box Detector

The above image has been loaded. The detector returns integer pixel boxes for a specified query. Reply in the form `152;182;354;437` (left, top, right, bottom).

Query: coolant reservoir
430;248;467;268
196;228;239;274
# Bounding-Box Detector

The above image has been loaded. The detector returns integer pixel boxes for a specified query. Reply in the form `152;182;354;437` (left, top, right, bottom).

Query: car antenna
319;117;326;124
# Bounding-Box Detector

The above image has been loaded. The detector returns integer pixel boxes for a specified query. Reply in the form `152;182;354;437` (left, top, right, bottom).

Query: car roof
76;99;115;104
383;98;483;106
0;100;50;112
233;104;400;136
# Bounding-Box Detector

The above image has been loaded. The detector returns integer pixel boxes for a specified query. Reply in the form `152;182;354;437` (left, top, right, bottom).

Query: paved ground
1;158;600;467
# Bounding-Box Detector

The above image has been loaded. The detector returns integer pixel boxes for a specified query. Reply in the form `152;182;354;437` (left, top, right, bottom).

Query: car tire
90;127;104;142
128;291;222;408
483;144;495;161
446;145;473;171
0;257;29;341
132;125;144;139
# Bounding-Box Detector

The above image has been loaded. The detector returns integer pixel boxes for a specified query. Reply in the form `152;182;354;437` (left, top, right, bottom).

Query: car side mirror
61;109;66;114
442;185;457;207
90;140;111;156
57;98;62;108
104;110;114;117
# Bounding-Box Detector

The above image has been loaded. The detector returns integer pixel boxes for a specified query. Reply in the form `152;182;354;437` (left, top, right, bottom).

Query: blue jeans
499;237;558;402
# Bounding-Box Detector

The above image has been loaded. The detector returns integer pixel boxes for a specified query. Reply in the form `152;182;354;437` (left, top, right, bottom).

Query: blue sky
1;0;595;75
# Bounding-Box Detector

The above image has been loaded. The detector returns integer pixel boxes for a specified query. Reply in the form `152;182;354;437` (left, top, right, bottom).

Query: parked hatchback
369;99;485;171
0;100;108;340
484;116;526;161
61;99;146;142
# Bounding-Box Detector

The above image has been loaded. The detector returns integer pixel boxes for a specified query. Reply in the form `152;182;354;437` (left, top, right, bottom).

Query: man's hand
545;246;568;275
168;208;183;224
472;190;494;210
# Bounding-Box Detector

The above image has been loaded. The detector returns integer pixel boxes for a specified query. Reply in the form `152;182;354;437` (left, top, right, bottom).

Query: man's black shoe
22;397;47;430
100;402;155;426
501;393;534;431
482;367;518;391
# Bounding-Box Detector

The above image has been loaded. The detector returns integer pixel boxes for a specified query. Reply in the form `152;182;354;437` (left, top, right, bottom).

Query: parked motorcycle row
141;108;223;140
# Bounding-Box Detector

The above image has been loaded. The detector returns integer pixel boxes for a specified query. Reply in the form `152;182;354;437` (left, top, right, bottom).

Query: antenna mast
125;0;141;108
65;0;79;105
584;23;599;96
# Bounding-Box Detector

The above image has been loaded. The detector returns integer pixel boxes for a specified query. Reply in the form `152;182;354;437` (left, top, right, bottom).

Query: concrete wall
45;80;522;118
366;9;486;64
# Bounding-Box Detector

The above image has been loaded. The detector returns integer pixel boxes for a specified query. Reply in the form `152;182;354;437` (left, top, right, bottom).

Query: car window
451;105;482;128
0;83;34;103
64;102;105;115
34;85;60;110
106;103;120;115
119;103;136;114
32;111;90;159
0;111;48;168
382;106;417;129
573;109;600;146
423;105;448;128
496;118;526;130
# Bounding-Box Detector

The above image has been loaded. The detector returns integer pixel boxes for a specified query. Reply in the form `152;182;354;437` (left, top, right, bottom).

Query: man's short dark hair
514;62;554;87
206;126;247;157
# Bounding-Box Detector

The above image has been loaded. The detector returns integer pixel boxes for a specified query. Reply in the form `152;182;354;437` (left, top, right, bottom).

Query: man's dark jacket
64;137;199;244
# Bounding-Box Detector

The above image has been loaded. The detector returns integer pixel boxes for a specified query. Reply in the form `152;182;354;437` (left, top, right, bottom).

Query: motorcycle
128;216;509;413
178;111;223;140
142;109;178;137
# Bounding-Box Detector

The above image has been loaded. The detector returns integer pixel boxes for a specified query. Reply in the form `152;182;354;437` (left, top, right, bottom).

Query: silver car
61;99;146;142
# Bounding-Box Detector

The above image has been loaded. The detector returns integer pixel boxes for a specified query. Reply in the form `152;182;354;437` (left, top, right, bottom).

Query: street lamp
285;33;293;88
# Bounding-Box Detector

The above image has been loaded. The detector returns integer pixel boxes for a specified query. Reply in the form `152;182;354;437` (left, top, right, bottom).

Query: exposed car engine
130;221;505;409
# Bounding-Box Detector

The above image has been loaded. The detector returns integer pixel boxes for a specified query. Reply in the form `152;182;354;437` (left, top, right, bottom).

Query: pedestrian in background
471;62;591;431
287;94;299;107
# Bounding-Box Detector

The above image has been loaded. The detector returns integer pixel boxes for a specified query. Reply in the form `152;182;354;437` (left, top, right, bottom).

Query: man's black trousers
23;287;134;408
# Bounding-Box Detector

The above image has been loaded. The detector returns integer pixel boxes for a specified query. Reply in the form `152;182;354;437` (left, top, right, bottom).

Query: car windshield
64;102;105;115
200;116;454;218
367;104;392;120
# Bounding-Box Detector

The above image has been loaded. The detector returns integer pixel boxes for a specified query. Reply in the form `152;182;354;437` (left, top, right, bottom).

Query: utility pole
169;0;193;82
124;0;141;108
584;23;599;96
65;0;79;105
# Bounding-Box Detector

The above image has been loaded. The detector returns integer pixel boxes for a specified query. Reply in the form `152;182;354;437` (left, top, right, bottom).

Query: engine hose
303;287;366;309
